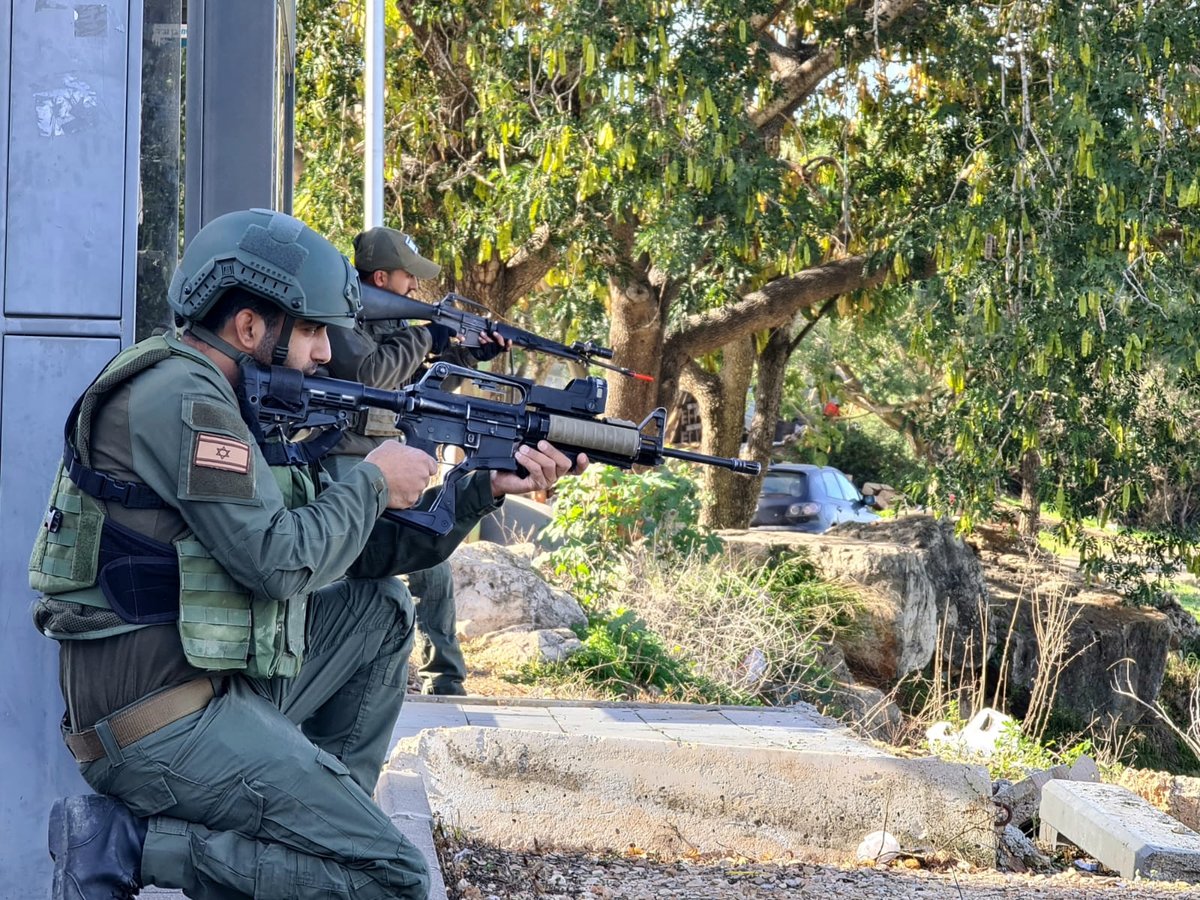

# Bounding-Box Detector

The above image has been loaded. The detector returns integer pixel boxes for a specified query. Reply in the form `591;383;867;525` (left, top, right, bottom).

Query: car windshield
760;472;810;498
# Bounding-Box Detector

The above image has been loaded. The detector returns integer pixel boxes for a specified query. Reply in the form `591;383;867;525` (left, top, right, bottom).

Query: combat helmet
168;208;360;330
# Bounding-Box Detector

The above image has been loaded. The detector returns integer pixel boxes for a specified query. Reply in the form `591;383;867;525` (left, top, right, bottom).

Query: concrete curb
374;767;450;900
392;725;997;865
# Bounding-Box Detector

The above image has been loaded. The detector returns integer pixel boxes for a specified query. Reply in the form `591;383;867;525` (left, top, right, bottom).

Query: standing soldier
324;226;508;696
31;209;582;900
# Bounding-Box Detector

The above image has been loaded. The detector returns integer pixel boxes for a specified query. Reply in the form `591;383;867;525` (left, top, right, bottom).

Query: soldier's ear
228;308;262;352
372;270;390;288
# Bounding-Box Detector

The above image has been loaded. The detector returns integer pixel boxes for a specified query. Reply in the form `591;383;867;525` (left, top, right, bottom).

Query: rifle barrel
661;447;762;475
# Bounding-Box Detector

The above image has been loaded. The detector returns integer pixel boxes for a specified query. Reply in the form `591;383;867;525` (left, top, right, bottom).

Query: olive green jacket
38;332;497;623
34;333;498;725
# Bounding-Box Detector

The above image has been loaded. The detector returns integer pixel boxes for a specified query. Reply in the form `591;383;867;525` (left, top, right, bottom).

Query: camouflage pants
75;577;427;900
406;560;467;694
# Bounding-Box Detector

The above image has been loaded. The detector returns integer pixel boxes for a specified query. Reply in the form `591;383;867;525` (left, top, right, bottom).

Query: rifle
358;283;652;381
239;360;761;536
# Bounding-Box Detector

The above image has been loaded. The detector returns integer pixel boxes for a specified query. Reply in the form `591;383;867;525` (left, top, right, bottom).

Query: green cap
353;227;441;280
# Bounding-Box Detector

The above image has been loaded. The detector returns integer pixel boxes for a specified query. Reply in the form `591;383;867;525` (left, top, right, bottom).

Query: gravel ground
439;840;1200;899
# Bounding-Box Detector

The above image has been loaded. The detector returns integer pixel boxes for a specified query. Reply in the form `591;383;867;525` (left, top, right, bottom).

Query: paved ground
390;694;879;754
142;695;1198;899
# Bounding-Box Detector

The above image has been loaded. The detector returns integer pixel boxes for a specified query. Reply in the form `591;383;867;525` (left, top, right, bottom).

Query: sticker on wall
34;75;97;138
74;5;108;38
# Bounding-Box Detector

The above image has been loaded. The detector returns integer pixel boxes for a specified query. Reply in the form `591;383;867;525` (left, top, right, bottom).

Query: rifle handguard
545;415;642;457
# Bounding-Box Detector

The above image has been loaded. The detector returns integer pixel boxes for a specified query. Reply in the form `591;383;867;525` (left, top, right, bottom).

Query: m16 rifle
358;283;653;381
239;360;761;536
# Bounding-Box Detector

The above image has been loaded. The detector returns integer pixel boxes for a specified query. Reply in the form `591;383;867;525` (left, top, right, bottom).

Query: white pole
364;0;385;228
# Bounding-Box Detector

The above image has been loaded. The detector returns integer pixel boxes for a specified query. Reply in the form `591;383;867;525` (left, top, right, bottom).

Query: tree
295;0;958;526
894;1;1200;557
295;1;1200;546
767;0;1200;594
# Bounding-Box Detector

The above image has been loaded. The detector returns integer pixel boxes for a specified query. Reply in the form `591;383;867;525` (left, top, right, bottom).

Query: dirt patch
436;830;1200;899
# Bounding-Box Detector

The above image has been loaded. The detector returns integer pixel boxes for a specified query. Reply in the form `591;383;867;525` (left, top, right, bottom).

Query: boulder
722;517;1171;726
721;516;991;682
450;541;587;639
998;824;1052;872
981;552;1171;727
469;626;584;668
1159;597;1200;652
826;681;904;743
993;764;1071;829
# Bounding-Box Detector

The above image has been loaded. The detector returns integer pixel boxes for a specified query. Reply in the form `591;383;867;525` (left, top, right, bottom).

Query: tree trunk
1018;446;1041;539
745;326;794;484
607;272;667;422
681;338;757;529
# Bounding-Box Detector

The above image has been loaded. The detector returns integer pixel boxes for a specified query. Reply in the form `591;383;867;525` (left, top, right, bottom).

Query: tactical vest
29;336;313;679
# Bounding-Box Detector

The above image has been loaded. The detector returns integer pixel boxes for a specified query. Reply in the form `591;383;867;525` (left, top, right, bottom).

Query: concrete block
394;725;997;865
375;762;449;900
1039;779;1200;881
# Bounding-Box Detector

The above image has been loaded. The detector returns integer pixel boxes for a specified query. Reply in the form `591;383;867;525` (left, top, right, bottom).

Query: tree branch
751;0;926;133
665;255;890;361
500;224;556;307
394;2;477;140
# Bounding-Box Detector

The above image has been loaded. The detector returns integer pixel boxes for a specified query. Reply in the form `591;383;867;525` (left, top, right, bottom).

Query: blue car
750;463;880;534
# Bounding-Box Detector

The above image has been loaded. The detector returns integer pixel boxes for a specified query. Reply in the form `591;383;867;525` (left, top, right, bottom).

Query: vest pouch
175;538;252;670
100;558;181;625
29;465;106;594
247;593;307;679
360;406;402;438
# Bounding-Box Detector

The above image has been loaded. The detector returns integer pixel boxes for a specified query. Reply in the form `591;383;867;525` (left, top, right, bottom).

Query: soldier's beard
251;337;319;375
251;318;283;368
249;319;320;374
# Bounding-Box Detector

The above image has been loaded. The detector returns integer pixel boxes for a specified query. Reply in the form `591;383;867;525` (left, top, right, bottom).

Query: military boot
49;794;147;900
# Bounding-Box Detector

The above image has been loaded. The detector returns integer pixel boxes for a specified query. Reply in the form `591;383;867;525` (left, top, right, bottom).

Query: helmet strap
271;316;296;366
188;323;253;365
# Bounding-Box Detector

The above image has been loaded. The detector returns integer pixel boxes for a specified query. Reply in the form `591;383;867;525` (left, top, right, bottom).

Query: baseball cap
352;227;441;280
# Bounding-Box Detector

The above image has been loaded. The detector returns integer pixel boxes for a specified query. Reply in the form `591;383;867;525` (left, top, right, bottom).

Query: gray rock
998;824;1052;872
722;516;989;682
474;626;584;666
1159;597;1200;652
993;766;1071;830
450;541;587;639
997;592;1169;727
722;518;1172;727
1069;755;1101;783
827;681;904;743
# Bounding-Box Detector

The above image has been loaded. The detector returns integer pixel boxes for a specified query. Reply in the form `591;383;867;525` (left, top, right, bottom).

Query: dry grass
1112;655;1200;762
895;551;1091;755
610;548;851;702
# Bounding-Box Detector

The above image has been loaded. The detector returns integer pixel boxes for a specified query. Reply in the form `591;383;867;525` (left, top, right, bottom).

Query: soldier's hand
471;331;512;362
365;441;439;509
491;441;588;497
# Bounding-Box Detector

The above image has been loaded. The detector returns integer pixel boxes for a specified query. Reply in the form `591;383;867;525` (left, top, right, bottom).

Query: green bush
515;608;748;704
540;464;718;607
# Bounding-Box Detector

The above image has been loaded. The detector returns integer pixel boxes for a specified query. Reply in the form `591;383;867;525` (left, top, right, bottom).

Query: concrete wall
0;3;292;890
0;3;141;892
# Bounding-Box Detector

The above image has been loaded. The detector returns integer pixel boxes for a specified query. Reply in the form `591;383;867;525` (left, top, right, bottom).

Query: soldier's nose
314;333;332;365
